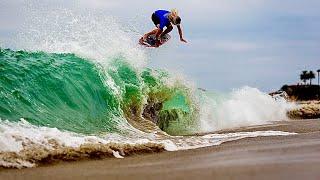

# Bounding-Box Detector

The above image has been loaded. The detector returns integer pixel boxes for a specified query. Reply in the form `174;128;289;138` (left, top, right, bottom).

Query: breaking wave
0;8;295;168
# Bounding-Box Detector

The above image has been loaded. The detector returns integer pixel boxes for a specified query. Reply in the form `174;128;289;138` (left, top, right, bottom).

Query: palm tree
317;69;320;99
300;71;308;85
317;69;320;87
308;71;315;85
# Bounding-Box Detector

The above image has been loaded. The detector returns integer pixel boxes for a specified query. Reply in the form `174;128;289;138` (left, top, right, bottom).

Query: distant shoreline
277;84;320;101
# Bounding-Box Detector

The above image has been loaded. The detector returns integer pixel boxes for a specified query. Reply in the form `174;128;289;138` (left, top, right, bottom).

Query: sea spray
198;87;294;132
16;8;147;68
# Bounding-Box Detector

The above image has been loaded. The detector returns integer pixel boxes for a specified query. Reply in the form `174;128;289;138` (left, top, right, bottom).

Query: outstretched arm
177;25;187;43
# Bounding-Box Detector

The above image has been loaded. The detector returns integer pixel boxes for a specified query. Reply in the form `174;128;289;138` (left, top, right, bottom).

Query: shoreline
1;119;320;180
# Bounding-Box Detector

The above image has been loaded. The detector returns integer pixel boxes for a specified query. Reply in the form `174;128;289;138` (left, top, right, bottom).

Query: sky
0;0;319;92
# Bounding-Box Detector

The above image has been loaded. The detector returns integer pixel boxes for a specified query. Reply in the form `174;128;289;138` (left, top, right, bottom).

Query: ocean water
0;9;296;168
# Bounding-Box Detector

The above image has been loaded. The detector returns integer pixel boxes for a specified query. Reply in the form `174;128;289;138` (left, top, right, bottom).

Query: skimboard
139;34;171;48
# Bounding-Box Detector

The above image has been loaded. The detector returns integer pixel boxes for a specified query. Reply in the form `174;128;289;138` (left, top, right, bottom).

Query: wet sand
1;119;320;180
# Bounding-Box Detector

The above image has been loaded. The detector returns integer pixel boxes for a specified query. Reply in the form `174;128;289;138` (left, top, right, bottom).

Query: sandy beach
1;119;320;180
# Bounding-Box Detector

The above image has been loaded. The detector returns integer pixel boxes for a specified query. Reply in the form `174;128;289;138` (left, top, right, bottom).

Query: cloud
77;0;120;9
261;0;320;16
211;41;259;52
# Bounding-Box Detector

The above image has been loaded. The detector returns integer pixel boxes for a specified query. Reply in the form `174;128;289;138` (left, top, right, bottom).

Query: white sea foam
0;119;295;153
199;86;296;132
0;118;295;166
175;131;296;150
0;118;156;153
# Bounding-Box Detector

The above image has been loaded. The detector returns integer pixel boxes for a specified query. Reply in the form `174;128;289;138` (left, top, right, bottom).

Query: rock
287;101;320;119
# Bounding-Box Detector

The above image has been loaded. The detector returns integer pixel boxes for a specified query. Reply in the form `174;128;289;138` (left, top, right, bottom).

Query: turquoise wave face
0;49;123;134
0;48;197;135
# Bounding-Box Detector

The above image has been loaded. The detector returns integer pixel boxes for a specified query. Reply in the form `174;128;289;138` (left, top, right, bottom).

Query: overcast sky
1;0;319;92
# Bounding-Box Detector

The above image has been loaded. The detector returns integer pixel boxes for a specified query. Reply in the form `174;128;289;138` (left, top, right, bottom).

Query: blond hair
170;9;179;17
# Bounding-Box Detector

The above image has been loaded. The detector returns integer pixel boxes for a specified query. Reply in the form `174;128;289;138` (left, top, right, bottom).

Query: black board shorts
151;13;160;27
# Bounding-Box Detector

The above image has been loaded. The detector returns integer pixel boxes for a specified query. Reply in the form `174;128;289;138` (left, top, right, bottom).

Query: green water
0;49;122;133
0;48;197;135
